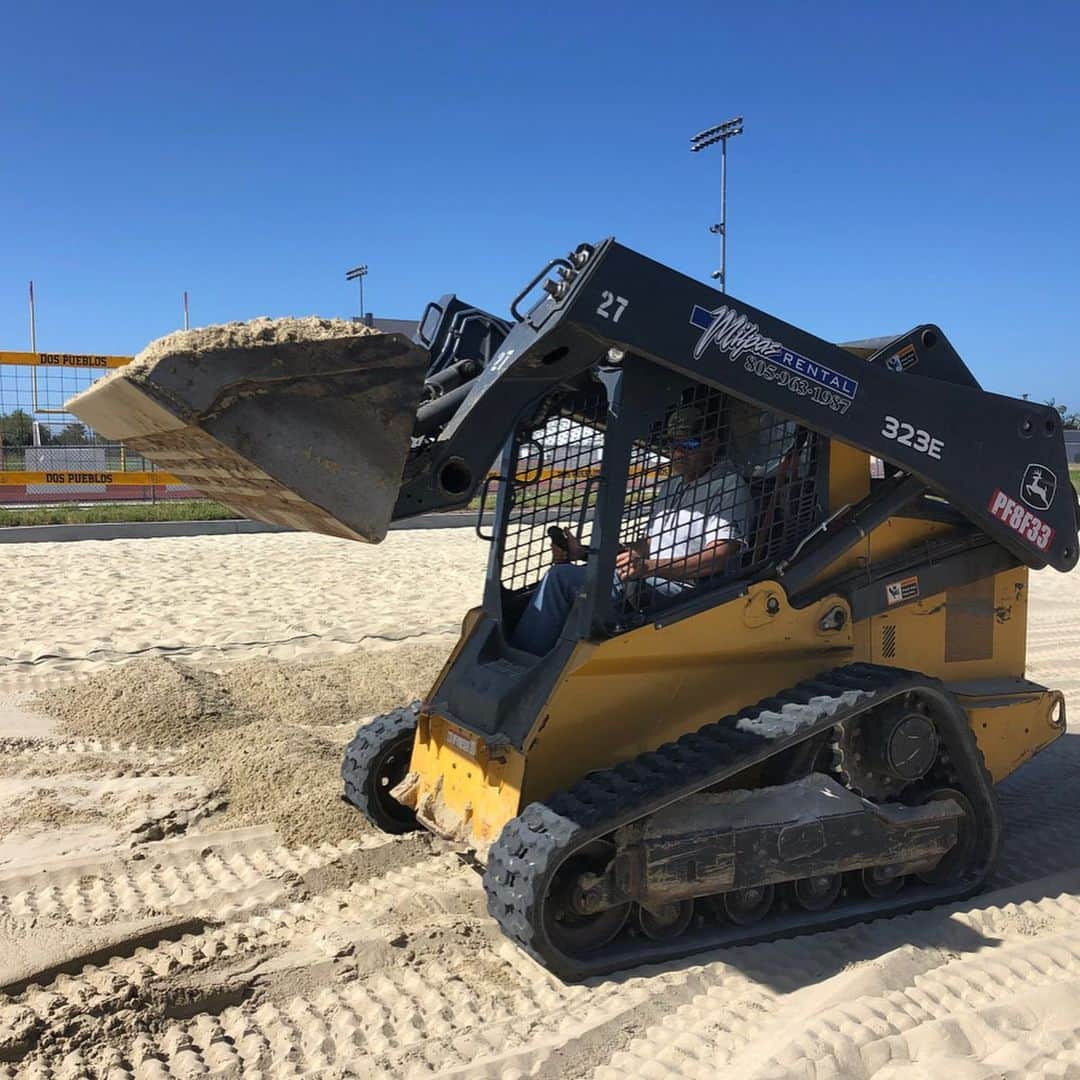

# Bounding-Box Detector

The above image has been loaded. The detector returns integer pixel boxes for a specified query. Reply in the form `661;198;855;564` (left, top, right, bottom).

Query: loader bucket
68;318;429;542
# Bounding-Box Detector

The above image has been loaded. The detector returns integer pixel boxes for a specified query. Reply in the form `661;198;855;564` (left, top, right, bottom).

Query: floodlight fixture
689;116;744;290
690;116;743;152
345;264;369;320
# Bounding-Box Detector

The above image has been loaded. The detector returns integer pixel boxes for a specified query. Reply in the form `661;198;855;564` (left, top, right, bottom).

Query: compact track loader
72;239;1080;979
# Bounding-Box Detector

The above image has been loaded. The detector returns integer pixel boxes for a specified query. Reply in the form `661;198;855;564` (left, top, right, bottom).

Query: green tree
0;409;34;447
57;421;91;445
1045;399;1080;430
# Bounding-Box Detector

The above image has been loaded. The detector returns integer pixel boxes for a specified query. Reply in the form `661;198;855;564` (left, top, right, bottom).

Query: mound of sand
35;660;237;746
126;316;382;376
184;720;358;846
220;642;449;727
0;788;106;835
38;643;448;743
33;643;451;847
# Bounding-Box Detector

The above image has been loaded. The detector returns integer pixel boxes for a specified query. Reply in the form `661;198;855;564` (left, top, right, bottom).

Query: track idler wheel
790;873;842;912
341;703;421;834
634;900;695;941
720;884;776;925
543;842;631;955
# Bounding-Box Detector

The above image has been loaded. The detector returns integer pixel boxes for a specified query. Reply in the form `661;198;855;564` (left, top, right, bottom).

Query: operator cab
490;366;824;646
427;361;826;741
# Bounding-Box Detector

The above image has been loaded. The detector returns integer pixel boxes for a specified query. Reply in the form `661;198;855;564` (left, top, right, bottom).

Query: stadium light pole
28;280;37;353
28;281;41;441
690;116;744;291
345;264;368;322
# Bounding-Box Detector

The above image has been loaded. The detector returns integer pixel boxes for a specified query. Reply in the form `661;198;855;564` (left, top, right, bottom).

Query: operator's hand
550;529;587;564
615;549;649;582
565;532;586;561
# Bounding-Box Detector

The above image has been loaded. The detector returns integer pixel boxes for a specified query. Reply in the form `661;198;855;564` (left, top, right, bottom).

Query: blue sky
2;1;1078;405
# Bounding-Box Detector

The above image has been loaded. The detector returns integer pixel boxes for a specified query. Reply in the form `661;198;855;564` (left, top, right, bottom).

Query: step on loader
71;240;1080;979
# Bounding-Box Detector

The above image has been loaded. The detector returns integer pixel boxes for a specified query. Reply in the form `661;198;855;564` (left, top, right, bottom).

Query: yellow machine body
404;440;1065;852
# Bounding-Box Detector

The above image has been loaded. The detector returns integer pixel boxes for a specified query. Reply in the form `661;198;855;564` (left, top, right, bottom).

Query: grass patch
4;470;1073;527
0;499;241;527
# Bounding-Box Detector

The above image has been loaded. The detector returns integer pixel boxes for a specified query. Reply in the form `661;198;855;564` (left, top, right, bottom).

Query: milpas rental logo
690;305;859;414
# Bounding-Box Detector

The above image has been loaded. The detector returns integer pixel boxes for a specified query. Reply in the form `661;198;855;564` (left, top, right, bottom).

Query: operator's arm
616;539;739;582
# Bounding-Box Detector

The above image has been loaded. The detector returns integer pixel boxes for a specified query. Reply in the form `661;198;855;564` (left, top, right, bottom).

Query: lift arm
424;238;1078;573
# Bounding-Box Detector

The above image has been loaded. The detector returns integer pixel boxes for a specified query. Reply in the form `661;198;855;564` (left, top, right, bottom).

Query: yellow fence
0;471;180;486
0;351;133;369
0;349;192;499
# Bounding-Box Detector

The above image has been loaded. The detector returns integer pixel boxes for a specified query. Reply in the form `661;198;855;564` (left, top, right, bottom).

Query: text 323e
881;415;944;460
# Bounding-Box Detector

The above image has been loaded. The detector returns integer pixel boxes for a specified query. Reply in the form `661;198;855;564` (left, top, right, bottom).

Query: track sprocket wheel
831;695;938;800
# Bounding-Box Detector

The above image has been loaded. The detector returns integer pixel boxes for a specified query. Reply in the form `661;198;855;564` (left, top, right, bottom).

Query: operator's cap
664;404;707;441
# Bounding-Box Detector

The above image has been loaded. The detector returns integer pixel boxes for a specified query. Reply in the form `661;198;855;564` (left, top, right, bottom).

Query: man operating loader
510;398;752;654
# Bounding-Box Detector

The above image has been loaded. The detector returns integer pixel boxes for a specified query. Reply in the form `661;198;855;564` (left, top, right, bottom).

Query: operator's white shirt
647;459;751;564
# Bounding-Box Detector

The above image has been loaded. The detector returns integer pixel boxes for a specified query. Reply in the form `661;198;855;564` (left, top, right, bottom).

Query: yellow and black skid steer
71;240;1080;979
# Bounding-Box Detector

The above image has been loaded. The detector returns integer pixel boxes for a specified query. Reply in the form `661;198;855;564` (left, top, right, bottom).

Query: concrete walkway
0;512;491;543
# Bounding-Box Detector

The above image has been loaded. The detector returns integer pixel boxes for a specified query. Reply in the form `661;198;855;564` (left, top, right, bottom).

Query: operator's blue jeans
510;563;688;655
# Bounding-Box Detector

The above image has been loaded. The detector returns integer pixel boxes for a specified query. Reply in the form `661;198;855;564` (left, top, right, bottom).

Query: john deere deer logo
1021;464;1057;512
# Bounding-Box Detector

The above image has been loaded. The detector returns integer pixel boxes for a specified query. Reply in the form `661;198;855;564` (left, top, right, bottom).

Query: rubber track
484;663;1001;979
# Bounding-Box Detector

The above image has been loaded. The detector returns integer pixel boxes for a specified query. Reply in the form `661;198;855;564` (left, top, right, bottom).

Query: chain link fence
1065;430;1080;466
0;351;198;505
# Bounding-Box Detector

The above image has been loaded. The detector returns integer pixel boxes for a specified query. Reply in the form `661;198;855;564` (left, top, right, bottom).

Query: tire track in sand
590;885;1080;1080
2;559;1079;1077
0;828;405;925
7;744;1080;1078
1;854;556;1077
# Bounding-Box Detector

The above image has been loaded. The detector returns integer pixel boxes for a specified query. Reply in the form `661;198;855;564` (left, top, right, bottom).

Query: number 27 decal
596;291;629;323
882;415;944;460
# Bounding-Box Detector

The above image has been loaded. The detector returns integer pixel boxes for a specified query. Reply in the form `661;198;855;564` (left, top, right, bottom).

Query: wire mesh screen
614;388;822;624
498;378;823;641
30;365;102;415
0;358;194;503
1;364;117;470
499;389;606;591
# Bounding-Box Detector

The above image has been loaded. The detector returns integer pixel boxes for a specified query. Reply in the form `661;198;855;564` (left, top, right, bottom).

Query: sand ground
1;530;1079;1079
